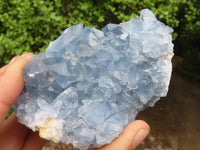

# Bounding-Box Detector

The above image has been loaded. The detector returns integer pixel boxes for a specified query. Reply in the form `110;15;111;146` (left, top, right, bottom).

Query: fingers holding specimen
0;113;30;150
0;53;33;123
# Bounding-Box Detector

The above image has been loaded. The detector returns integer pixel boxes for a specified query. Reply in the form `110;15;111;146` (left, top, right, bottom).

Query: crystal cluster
13;9;173;149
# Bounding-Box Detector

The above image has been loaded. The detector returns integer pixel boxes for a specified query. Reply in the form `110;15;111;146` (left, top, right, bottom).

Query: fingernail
9;57;16;64
132;129;149;149
21;52;34;61
21;52;29;56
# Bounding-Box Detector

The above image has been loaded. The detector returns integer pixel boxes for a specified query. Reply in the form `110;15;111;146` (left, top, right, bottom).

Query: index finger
0;53;33;124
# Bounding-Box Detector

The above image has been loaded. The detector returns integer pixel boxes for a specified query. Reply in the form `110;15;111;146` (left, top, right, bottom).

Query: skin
0;53;150;150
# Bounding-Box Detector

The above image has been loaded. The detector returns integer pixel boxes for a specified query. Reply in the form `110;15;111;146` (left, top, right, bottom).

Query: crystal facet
13;9;174;149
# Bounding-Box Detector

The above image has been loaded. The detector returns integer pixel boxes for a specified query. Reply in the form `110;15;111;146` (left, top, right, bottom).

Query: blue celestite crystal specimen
13;9;174;149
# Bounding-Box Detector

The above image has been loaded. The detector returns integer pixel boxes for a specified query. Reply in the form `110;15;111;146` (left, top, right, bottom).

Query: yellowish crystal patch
33;118;64;142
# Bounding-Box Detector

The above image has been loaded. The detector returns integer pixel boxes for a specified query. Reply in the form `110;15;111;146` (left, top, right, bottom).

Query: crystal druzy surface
13;9;174;149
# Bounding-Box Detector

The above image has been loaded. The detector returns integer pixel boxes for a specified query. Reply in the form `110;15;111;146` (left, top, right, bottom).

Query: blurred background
0;0;199;149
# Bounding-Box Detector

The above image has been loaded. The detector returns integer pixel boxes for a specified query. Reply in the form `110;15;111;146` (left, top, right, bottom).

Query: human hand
0;53;150;150
0;53;45;150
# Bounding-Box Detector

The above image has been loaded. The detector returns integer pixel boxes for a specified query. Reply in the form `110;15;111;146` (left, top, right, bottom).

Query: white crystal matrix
13;9;174;149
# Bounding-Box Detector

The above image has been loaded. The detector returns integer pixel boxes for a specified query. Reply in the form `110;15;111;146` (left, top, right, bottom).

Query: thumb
97;120;150;150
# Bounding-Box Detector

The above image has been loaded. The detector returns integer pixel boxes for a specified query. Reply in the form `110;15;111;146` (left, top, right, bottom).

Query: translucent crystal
13;9;174;149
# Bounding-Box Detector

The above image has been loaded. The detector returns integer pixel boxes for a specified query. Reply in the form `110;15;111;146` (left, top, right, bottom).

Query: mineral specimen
13;9;174;150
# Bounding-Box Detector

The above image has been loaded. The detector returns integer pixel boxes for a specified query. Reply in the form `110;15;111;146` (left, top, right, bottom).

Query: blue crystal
13;9;174;149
